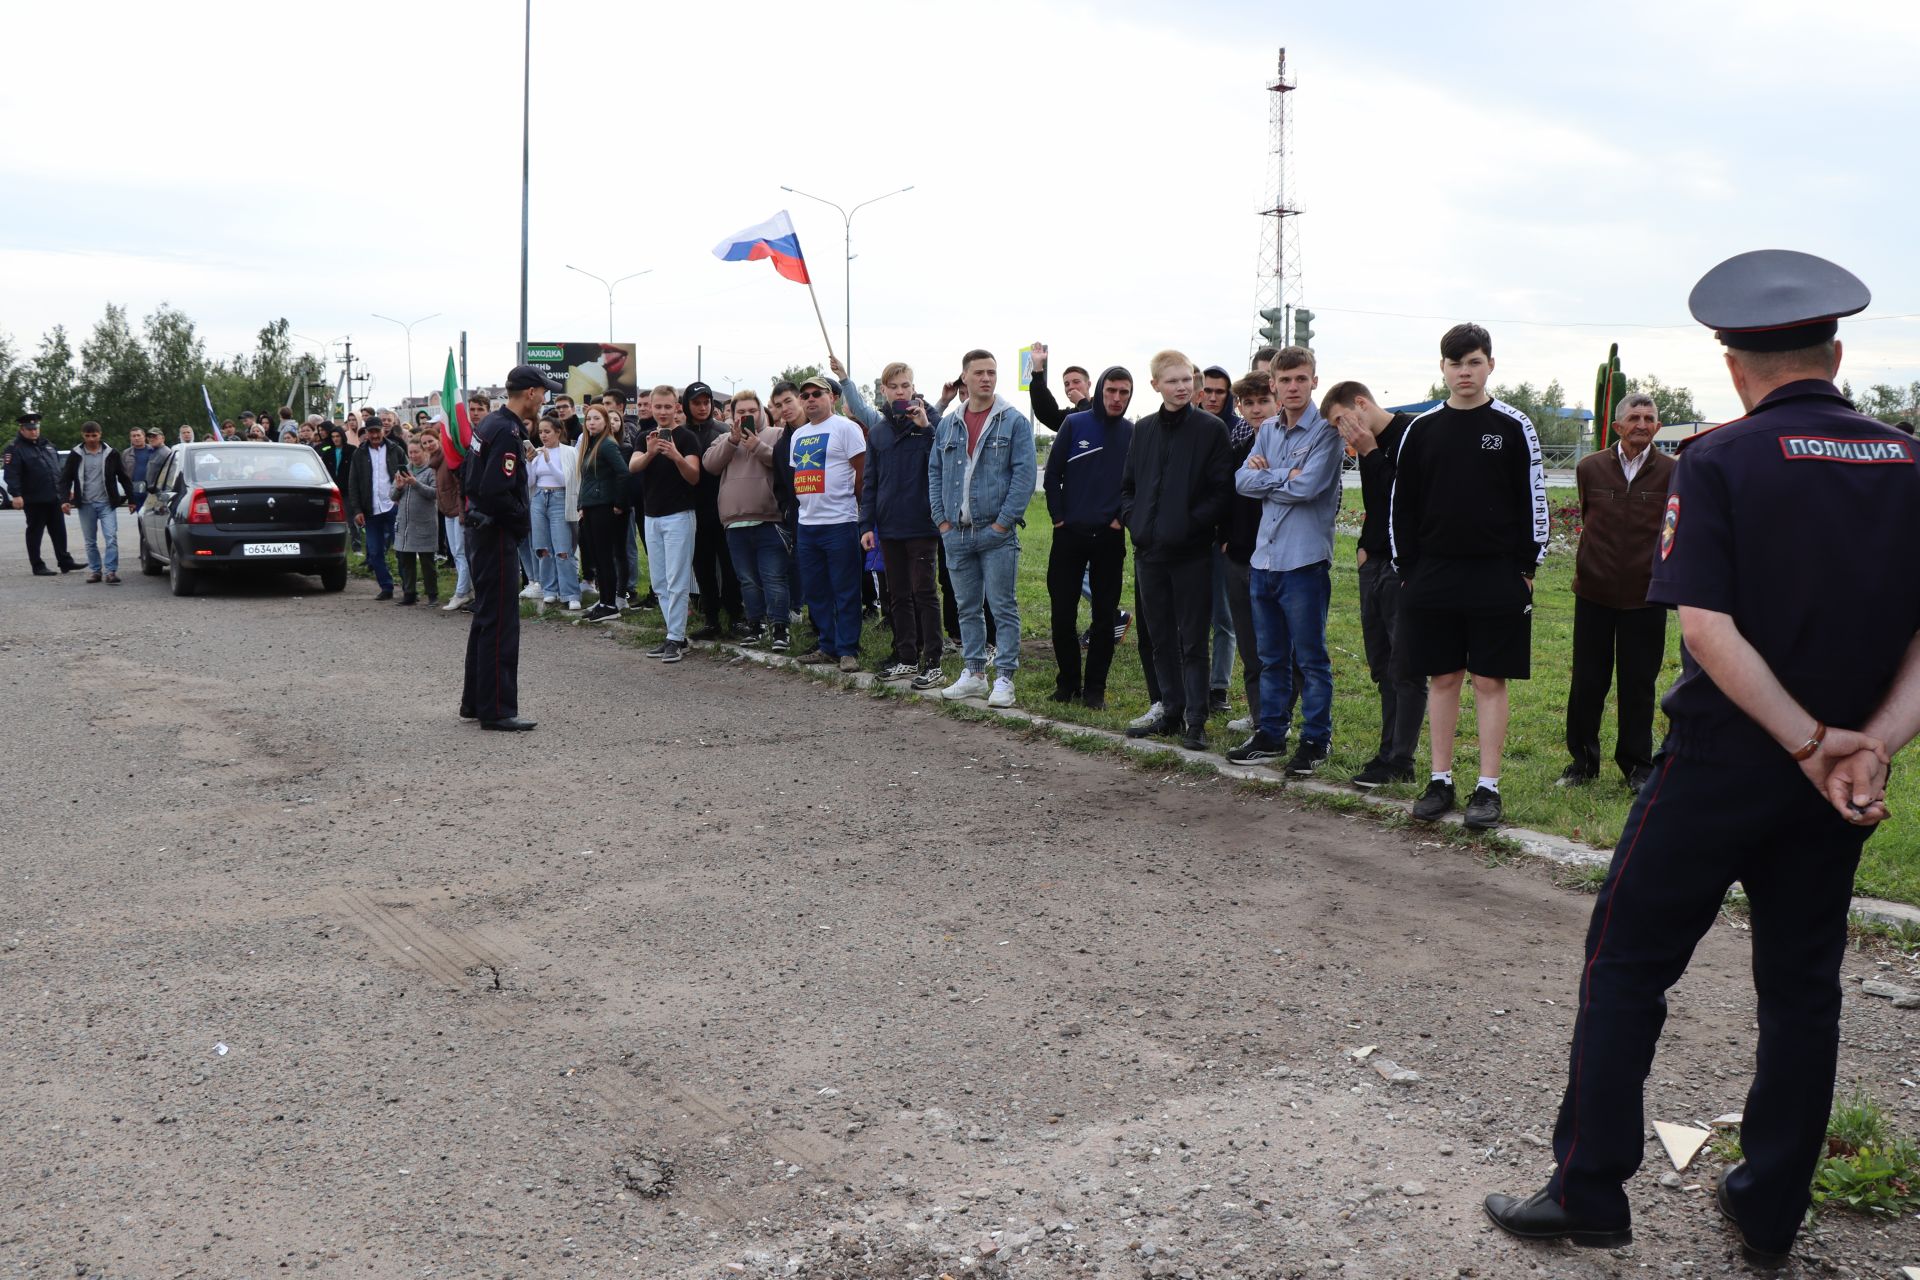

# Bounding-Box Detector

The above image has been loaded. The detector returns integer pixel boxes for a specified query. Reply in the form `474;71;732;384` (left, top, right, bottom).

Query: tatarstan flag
439;350;472;466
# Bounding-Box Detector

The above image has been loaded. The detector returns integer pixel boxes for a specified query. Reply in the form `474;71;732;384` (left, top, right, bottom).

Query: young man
630;385;704;661
682;381;744;639
1043;367;1133;708
1390;323;1547;830
1198;365;1247;715
768;380;805;639
929;350;1036;709
852;360;944;686
702;388;788;648
1227;348;1343;772
1217;372;1274;733
1121;352;1234;751
126;428;157;514
347;416;408;599
58;422;133;583
552;393;584;444
787;375;869;672
1323;380;1425;787
1026;341;1091;431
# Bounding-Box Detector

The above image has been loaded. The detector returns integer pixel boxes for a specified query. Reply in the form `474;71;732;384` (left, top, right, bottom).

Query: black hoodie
1204;365;1263;564
682;381;725;521
1028;365;1090;431
1043;366;1134;530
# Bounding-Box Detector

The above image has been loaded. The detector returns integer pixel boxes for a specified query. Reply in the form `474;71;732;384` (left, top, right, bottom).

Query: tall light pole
371;312;442;402
780;183;913;374
518;0;530;364
565;265;654;342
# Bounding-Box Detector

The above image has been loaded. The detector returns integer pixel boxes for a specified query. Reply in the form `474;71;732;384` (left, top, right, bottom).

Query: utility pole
696;344;702;383
372;311;441;402
1251;48;1303;361
780;183;914;374
518;0;531;364
565;265;653;342
343;339;356;421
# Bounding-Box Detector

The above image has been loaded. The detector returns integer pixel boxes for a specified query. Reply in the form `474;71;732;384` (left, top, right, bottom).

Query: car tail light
325;486;345;523
187;488;213;524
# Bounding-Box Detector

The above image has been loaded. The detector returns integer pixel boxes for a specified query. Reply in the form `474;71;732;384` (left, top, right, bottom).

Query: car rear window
183;447;327;486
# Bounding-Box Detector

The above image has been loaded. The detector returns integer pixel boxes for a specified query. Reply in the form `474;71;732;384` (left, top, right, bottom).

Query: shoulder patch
1778;436;1912;464
503;453;516;474
1659;494;1679;560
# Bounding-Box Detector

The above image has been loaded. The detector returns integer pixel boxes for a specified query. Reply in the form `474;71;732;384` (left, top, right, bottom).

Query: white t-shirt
787;413;866;526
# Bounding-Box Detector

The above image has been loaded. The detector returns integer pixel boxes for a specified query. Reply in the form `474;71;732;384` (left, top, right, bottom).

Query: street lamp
370;312;442;402
780;183;913;373
565;265;654;342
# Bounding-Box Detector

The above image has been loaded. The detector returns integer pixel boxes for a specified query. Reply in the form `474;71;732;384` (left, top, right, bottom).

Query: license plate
242;542;300;557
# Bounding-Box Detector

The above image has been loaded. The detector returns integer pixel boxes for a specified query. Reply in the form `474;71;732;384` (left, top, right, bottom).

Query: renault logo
267;497;276;508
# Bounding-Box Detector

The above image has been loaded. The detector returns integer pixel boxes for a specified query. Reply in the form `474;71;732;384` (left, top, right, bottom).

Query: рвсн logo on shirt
1480;434;1503;451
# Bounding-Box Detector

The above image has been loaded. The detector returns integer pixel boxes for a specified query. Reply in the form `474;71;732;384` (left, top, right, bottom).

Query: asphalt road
2;509;1914;1279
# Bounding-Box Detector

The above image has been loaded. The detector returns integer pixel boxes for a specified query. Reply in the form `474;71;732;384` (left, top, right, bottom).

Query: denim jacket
927;395;1036;532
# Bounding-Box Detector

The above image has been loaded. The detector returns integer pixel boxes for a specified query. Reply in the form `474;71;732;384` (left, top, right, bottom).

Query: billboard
525;342;639;405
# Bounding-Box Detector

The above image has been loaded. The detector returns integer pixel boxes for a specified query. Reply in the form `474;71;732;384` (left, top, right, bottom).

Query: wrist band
1791;722;1827;762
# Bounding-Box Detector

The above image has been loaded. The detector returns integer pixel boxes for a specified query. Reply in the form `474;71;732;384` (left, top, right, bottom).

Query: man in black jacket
346;417;409;599
3;405;81;575
1026;341;1091;431
683;381;743;638
57;421;132;583
854;360;944;685
1044;366;1133;708
1120;351;1234;751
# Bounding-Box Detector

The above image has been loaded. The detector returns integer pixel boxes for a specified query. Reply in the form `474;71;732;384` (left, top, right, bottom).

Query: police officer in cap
3;402;82;575
460;364;558;730
1485;250;1920;1268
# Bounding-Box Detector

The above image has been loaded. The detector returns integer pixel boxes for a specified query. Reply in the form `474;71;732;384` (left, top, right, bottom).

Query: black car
137;443;349;595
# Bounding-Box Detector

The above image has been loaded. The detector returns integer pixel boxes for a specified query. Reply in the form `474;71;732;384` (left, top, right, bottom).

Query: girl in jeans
528;417;581;609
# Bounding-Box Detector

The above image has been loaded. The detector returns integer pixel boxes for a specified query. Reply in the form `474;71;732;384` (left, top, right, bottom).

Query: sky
3;0;1917;422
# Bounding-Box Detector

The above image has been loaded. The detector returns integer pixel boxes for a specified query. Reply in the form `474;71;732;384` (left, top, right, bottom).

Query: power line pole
343;339;356;421
518;0;531;364
1251;47;1303;359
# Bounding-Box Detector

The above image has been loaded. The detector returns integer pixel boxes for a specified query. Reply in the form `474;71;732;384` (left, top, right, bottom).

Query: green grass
348;488;1920;906
1709;1089;1919;1221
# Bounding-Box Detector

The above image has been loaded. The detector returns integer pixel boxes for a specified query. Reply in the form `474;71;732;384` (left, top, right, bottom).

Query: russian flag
712;210;810;284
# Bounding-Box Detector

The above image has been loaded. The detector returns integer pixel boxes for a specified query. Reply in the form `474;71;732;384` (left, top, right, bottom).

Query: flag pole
803;275;838;366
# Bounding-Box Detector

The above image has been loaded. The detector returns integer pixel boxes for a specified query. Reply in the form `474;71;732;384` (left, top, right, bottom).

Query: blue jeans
941;524;1021;674
77;501;118;573
645;509;697;640
363;508;396;589
444;515;472;599
726;523;791;624
1250;560;1333;746
517;523;540;589
529;488;580;600
796;521;864;656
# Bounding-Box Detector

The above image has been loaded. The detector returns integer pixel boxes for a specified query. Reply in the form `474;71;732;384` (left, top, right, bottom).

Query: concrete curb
685;635;1919;932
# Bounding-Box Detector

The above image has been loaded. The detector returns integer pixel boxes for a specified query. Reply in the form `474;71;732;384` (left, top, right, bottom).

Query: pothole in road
613;1150;674;1197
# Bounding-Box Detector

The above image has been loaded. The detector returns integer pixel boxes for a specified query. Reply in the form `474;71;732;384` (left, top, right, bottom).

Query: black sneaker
1462;785;1503;831
1050;685;1080;703
1126;716;1176;740
1208;691;1232;716
1555;765;1597;788
584;602;620;624
1112;610;1132;643
1179;727;1209;753
659;639;686;664
1226;731;1285;764
878;661;919;681
1285;741;1331;776
735;622;764;644
1352;759;1416;789
690;624;721;641
1625;766;1654;793
770;624;790;652
1411;778;1457;821
910;665;947;691
1082;691;1106;711
644;640;669;658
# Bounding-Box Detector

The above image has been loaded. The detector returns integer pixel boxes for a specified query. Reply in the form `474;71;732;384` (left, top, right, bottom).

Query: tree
1626;374;1701;426
142;303;210;435
77;304;155;439
0;331;24;431
776;364;821;389
28;326;80;447
1854;382;1920;425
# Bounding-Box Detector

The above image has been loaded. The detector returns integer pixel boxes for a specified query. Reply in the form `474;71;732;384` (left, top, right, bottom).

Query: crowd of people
5;322;1689;834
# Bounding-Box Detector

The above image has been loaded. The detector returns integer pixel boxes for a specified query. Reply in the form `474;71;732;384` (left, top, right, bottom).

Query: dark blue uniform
3;428;79;572
461;408;531;722
1545;379;1920;1247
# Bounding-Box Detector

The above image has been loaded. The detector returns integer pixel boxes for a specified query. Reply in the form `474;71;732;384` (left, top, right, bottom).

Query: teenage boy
852;360;944;687
630;384;704;662
1198;365;1246;715
1321;380;1425;786
1121;351;1233;751
1026;341;1091;431
683;381;744;639
787;375;869;672
930;350;1035;709
1217;372;1274;732
1227;348;1343;772
1390;323;1547;830
1043;366;1133;709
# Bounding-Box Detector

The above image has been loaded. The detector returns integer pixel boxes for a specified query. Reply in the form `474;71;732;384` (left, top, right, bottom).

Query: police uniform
2;408;80;574
461;368;549;729
1487;252;1919;1263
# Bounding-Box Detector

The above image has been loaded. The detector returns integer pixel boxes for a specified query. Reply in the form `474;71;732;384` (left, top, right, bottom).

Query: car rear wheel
168;544;198;597
319;562;347;592
140;530;163;576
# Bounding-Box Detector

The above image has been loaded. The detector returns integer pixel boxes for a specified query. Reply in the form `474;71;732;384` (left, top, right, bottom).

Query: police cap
505;364;565;393
1688;249;1870;352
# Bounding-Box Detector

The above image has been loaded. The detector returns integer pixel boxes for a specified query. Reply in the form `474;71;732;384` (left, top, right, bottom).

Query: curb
693;637;1920;933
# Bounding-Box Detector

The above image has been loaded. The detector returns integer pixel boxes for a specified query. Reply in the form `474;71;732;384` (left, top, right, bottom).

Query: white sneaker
565;598;582;611
542;594;558;605
519;583;543;600
1227;715;1253;733
987;676;1016;708
943;670;990;701
1129;701;1167;730
442;594;471;611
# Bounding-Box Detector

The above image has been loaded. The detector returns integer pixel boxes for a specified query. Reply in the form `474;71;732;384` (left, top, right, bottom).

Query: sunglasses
800;389;829;400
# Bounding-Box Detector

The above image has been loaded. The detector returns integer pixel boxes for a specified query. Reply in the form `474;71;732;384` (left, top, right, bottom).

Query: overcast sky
4;0;1915;422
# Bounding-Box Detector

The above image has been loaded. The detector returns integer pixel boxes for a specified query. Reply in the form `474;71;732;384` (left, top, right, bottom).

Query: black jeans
579;505;620;598
1048;524;1125;698
1221;556;1263;721
1358;554;1426;769
880;536;941;667
23;501;74;570
1134;581;1159;703
1135;554;1213;729
693;510;742;627
1566;596;1667;778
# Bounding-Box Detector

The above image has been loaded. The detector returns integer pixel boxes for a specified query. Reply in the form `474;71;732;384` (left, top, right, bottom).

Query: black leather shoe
58;560;80;573
32;565;57;576
1626;766;1654;793
1483;1189;1631;1248
1715;1163;1790;1270
480;717;537;732
458;707;477;720
1125;716;1175;740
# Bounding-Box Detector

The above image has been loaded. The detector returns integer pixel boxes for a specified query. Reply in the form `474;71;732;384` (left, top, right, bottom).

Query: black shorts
1399;557;1534;679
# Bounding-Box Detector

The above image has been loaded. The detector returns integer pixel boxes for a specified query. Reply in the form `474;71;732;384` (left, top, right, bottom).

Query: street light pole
565;265;654;342
371;312;442;402
780;183;913;375
518;0;530;364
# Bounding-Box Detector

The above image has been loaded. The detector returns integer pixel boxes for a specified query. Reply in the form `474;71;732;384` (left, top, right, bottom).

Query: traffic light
1258;307;1287;345
1293;308;1315;349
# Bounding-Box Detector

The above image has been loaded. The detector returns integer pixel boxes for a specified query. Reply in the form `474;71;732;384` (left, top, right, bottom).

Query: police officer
1484;250;1920;1268
3;403;82;575
460;365;557;731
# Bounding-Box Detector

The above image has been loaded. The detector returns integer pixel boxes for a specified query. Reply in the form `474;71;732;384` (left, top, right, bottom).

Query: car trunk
207;487;331;532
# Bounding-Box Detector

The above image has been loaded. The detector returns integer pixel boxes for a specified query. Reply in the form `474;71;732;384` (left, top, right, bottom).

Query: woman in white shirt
528;415;582;609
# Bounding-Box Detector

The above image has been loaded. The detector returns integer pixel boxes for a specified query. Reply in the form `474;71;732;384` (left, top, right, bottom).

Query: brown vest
1571;445;1675;610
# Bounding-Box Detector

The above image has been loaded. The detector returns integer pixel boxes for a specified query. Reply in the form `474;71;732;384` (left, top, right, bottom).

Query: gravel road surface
2;512;1916;1279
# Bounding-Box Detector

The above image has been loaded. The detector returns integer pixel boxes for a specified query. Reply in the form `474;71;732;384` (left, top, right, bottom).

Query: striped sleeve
1494;399;1549;568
